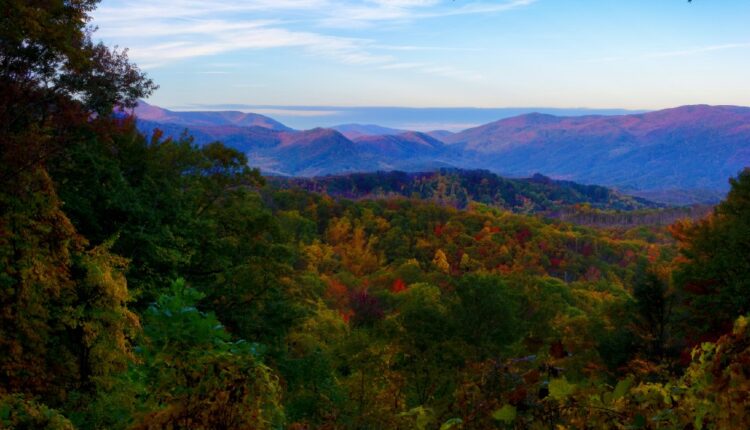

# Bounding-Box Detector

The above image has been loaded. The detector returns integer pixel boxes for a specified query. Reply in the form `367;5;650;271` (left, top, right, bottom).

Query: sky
92;0;750;112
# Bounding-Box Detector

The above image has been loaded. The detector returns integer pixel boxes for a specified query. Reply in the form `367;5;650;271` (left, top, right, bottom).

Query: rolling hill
132;101;291;131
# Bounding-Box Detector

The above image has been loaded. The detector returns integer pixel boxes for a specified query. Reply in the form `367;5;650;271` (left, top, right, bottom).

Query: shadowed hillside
269;169;662;213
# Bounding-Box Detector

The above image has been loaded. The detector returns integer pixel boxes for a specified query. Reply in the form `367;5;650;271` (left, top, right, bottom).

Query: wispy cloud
93;0;532;80
172;104;341;117
378;61;481;81
586;42;750;64
400;121;481;132
319;0;536;27
115;23;393;68
645;42;750;59
373;44;484;52
583;56;626;64
94;0;327;23
379;62;426;70
248;108;341;117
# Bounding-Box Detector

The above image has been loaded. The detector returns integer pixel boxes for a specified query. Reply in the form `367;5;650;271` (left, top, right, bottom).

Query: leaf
416;409;432;430
399;406;433;430
492;404;517;423
440;418;463;430
694;404;708;430
549;377;576;400
612;376;634;401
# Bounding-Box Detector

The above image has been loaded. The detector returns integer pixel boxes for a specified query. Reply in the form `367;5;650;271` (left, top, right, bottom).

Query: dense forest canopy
1;1;749;429
271;169;661;213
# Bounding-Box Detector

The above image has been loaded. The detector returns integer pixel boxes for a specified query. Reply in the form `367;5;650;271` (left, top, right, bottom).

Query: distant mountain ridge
177;104;646;130
133;102;750;204
444;105;750;194
133;101;291;131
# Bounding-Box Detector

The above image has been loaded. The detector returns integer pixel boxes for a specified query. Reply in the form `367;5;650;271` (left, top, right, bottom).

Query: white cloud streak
123;24;393;68
645;42;750;59
93;0;534;80
317;0;535;27
585;42;750;64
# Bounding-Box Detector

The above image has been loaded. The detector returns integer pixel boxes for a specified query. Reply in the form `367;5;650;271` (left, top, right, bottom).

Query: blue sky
93;0;750;111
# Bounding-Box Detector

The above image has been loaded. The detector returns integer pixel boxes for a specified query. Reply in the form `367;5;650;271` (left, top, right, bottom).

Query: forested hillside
2;2;750;430
271;169;659;213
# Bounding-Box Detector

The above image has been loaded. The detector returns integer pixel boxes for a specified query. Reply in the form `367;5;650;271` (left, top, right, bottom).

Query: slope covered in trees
271;169;660;213
2;2;750;429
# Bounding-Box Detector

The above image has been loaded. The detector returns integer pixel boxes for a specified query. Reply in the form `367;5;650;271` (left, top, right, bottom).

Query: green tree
1;0;155;184
1;0;153;423
130;279;284;430
0;167;139;410
453;274;523;358
0;394;75;430
632;267;674;360
49;123;266;303
394;283;460;407
671;169;750;336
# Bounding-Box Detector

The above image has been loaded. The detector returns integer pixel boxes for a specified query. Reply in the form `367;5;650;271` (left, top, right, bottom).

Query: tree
1;0;156;185
50;122;266;302
452;274;523;358
631;266;675;361
671;169;750;337
432;249;450;273
0;394;75;430
0;169;138;407
0;0;153;421
130;280;284;430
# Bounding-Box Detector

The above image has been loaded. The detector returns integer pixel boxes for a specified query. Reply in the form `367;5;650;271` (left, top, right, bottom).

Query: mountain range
133;102;750;204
